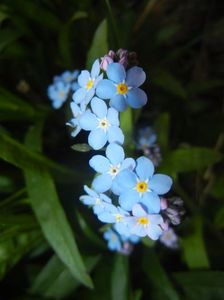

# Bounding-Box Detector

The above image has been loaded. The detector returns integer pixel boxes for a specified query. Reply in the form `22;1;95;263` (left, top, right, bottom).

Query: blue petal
149;174;173;195
131;223;147;237
72;88;86;104
84;185;98;197
149;214;163;225
135;156;154;180
119;189;139;211
126;88;147;108
107;108;119;126
100;194;112;203
89;155;110;173
106;143;124;165
92;173;112;192
111;180;123;195
132;203;147;217
88;128;107;150
115;169;137;189
126;66;146;87
91;59;100;78
108;126;124;144
115;223;130;236
78;70;90;87
140;192;160;213
79;111;97;130
96;79;116;99
121;158;136;171
91;97;107;118
85;88;95;105
146;225;162;240
107;63;126;83
71;126;81;137
80;195;94;205
97;211;115;223
70;102;80;117
110;94;127;112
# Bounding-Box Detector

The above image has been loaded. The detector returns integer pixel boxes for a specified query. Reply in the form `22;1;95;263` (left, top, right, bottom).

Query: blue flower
73;59;103;105
103;228;122;252
61;70;79;84
79;97;124;150
159;228;179;249
96;63;147;112
66;101;88;137
137;126;157;149
89;143;135;193
97;204;131;236
80;185;112;215
126;204;163;240
114;156;173;213
47;81;70;109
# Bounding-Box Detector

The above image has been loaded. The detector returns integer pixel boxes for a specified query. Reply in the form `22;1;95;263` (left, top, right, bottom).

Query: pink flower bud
160;197;168;210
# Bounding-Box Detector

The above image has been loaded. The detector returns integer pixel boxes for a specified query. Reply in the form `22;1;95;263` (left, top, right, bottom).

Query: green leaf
173;271;224;300
111;254;129;300
0;131;73;177
70;11;88;22
181;216;209;269
24;123;93;288
0;29;22;52
76;211;105;248
0;87;42;121
71;143;92;152
154;112;170;153
143;248;180;300
159;147;222;173
151;69;187;99
86;19;108;69
120;107;133;148
10;0;61;31
31;255;100;299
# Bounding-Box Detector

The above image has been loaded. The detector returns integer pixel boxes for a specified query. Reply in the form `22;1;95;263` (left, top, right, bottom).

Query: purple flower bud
160;197;168;210
100;55;114;71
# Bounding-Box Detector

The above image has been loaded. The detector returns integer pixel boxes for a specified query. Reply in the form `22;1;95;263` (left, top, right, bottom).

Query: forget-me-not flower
96;63;147;112
80;185;112;215
97;204;130;236
127;204;163;240
89;143;135;193
103;228;122;252
66;101;88;137
73;59;103;105
114;156;173;213
79;97;124;150
47;81;70;109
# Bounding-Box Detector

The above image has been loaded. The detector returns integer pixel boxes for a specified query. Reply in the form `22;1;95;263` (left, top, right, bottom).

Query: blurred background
0;0;224;299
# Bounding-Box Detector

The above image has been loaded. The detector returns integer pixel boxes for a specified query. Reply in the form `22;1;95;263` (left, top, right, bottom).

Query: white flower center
97;117;110;132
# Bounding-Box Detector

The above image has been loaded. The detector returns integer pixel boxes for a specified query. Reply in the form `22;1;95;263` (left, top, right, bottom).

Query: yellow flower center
86;79;94;90
58;91;65;98
115;214;123;222
136;181;148;193
98;118;110;130
137;217;149;226
116;83;128;95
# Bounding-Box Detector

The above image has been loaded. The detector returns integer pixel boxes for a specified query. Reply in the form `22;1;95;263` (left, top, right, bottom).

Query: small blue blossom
66;101;88;137
79;97;124;150
126;204;163;240
97;204;130;236
103;228;122;252
96;63;147;112
159;228;179;249
73;59;103;105
114;156;173;213
47;81;70;109
137;126;157;149
89;143;135;193
80;185;112;215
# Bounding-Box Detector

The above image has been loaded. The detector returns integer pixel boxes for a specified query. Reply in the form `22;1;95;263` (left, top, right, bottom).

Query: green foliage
111;255;129;300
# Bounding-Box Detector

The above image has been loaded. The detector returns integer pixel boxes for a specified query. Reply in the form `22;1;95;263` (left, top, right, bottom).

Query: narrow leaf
24;124;93;288
86;19;108;69
111;254;129;300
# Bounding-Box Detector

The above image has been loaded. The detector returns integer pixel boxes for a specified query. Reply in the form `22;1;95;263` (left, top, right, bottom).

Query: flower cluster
47;70;79;109
136;126;162;166
66;49;183;253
